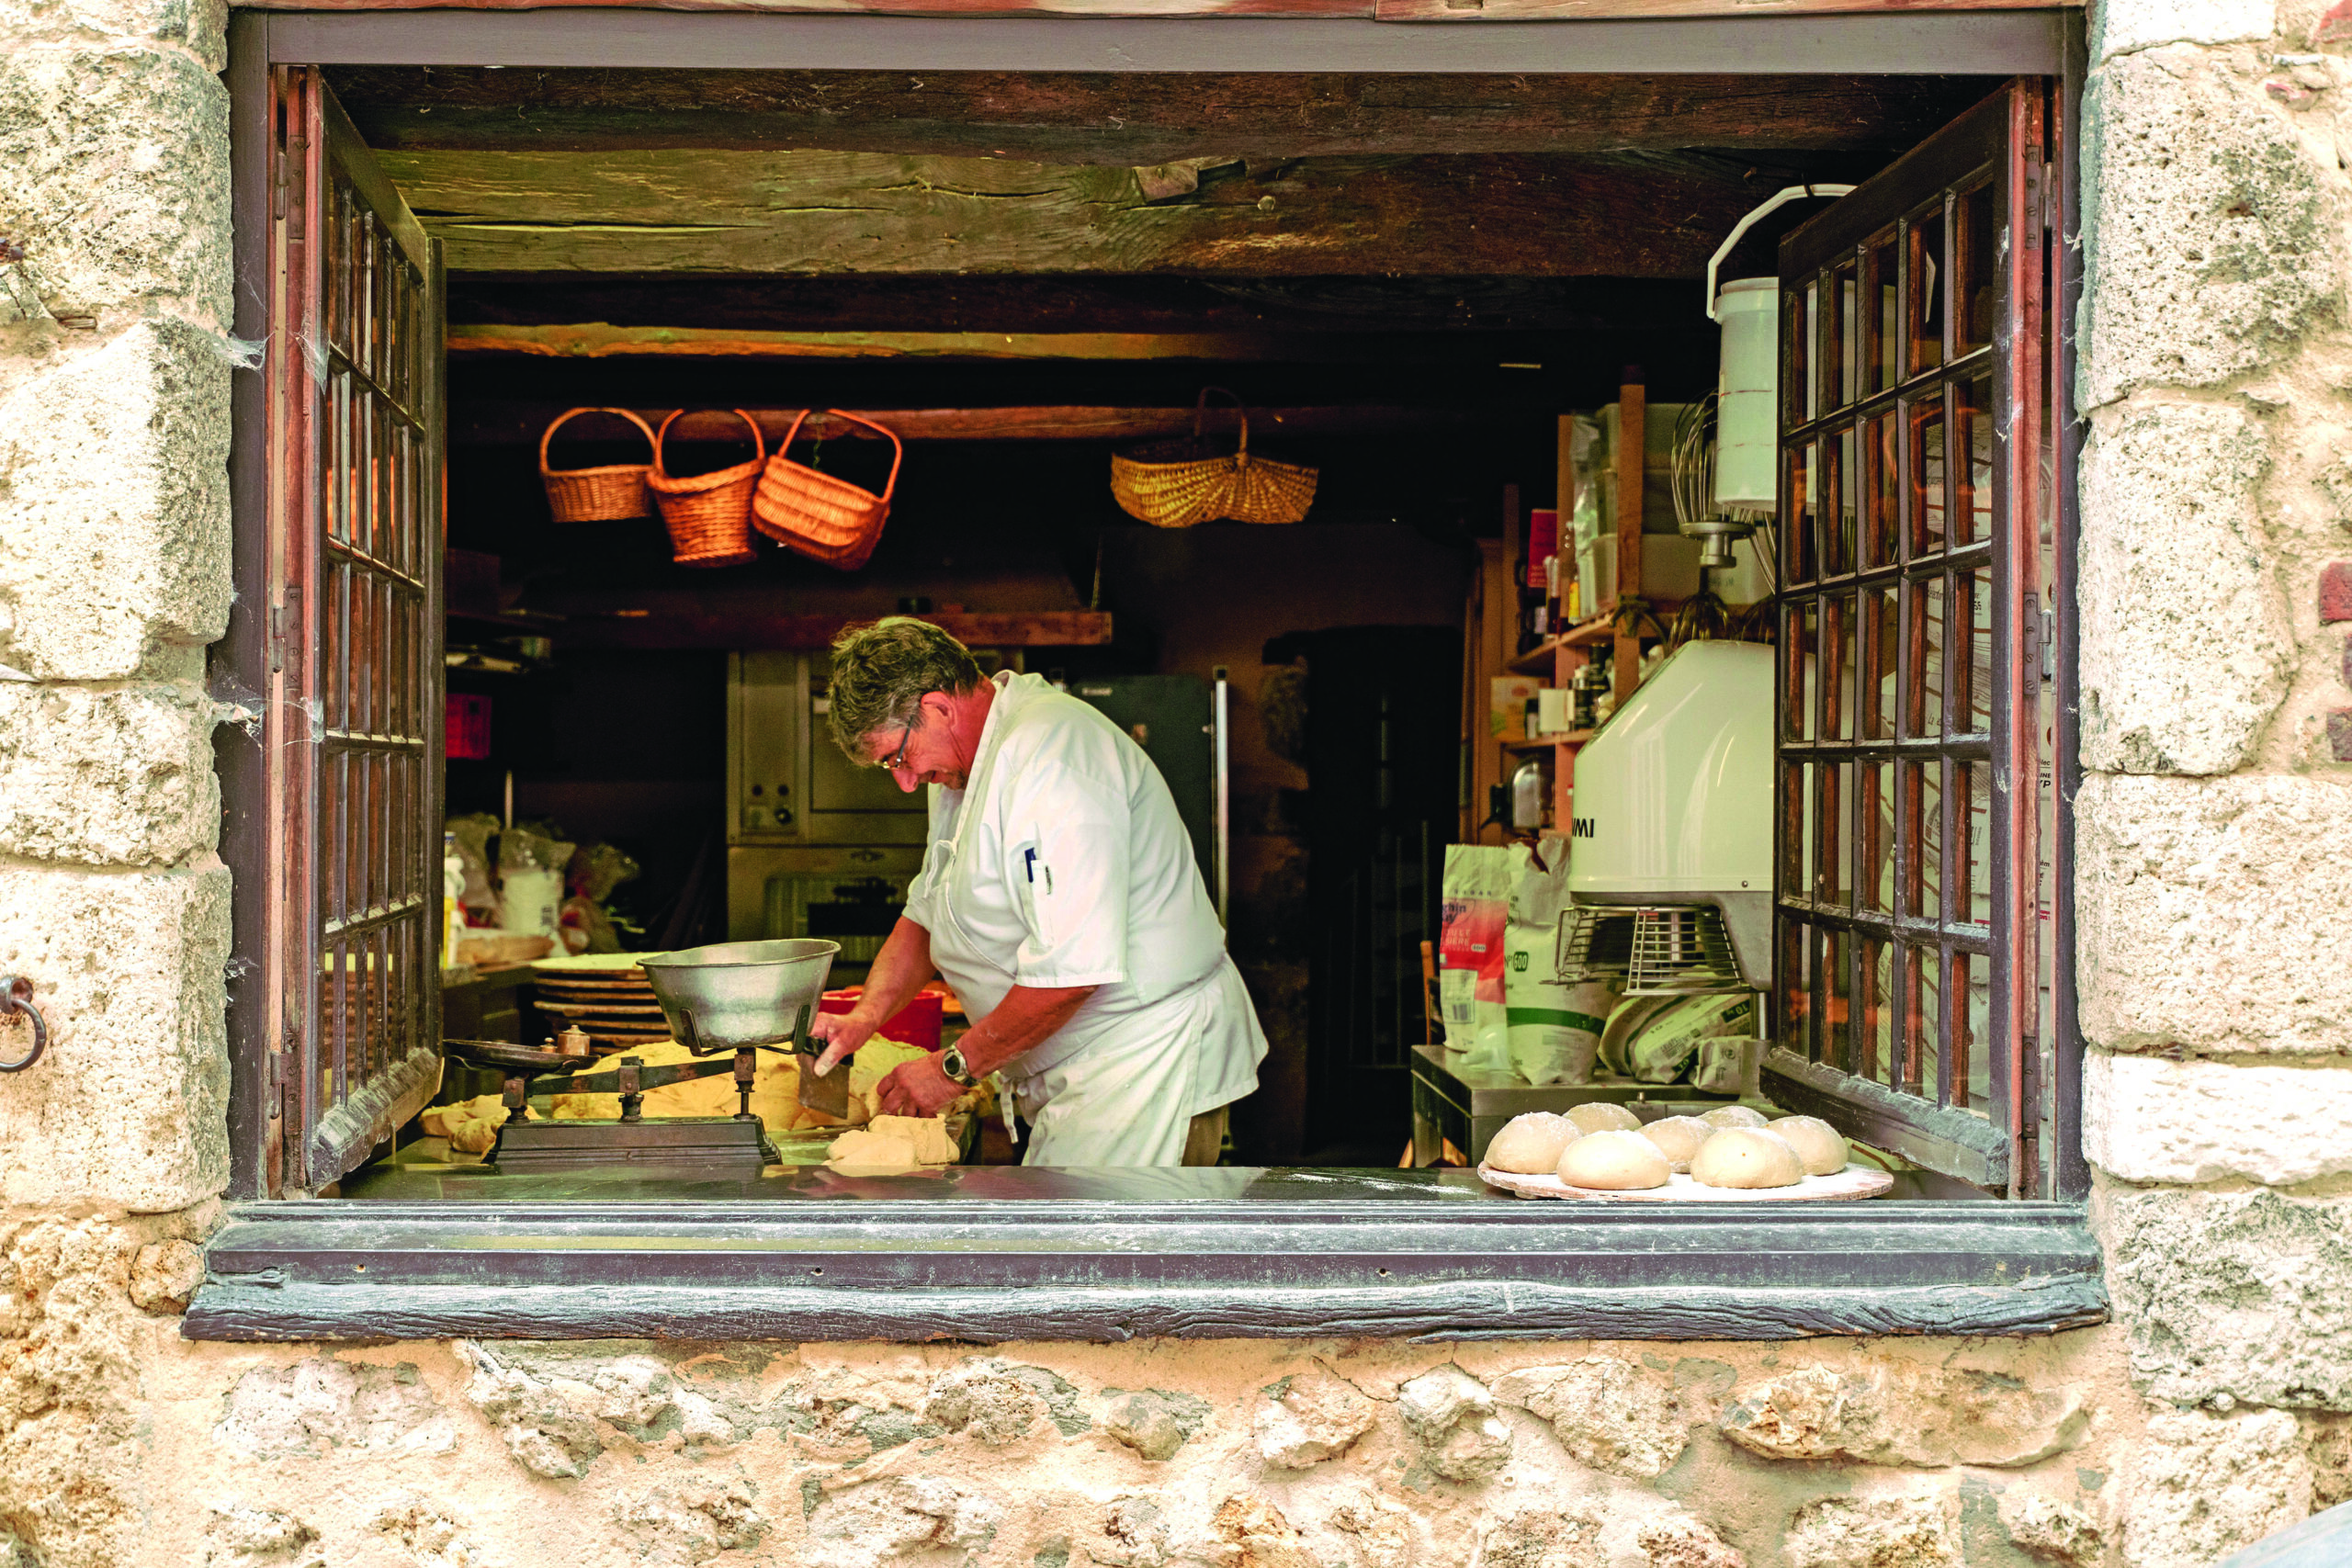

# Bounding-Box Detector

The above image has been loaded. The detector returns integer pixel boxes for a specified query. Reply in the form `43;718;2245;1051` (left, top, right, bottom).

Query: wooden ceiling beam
386;149;1761;276
447;322;1633;362
556;610;1114;650
335;69;1996;164
456;401;1489;445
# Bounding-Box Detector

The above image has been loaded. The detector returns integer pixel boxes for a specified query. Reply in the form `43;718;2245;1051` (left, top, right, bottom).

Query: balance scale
441;937;840;1175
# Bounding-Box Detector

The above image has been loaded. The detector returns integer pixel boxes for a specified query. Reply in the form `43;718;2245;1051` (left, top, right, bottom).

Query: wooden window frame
201;8;2095;1344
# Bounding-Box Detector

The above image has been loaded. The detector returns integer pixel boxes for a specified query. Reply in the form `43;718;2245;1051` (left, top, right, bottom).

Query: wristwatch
938;1041;979;1088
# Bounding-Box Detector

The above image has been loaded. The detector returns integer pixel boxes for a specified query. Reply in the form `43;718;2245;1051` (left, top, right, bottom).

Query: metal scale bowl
444;939;840;1174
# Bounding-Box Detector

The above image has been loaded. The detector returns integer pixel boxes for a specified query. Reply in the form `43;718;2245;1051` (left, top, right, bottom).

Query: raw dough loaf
826;1129;921;1173
1486;1112;1578;1173
1700;1104;1769;1129
1565;1101;1643;1135
1557;1129;1671;1190
868;1114;956;1166
1640;1114;1712;1172
1769;1115;1849;1177
1690;1127;1804;1189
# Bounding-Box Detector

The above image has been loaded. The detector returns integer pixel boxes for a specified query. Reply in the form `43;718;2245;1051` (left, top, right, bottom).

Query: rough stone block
0;46;230;326
2321;562;2352;622
1999;1492;2106;1566
2106;1187;2352;1409
2086;1051;2352;1185
2120;1408;2312;1568
0;861;228;1212
125;1237;202;1314
1100;1388;1211;1462
1491;1359;1690;1480
213;1356;455;1459
805;1478;1000;1568
2331;710;2352;761
1635;1516;1747;1568
203;1506;323;1568
925;1358;1087;1446
2094;0;2279;59
615;1477;766;1564
2080;46;2338;407
0;0;228;70
2075;773;2352;1055
1396;1365;1512;1483
1783;1492;1958;1568
1717;1362;2086;1468
2078;401;2290;773
1255;1369;1375;1469
0;682;218;865
0;319;232;682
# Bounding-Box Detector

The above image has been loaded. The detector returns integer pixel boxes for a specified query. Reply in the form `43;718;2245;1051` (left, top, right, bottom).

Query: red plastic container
820;988;944;1052
446;693;492;761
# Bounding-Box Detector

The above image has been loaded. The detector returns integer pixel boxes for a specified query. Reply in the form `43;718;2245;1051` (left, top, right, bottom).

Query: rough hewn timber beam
333;68;1996;164
266;0;2075;16
558;611;1114;649
457;401;1486;444
383;149;1756;276
447;321;1619;361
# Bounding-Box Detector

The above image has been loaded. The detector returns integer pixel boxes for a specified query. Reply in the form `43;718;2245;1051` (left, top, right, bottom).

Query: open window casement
1763;80;2061;1199
258;66;447;1195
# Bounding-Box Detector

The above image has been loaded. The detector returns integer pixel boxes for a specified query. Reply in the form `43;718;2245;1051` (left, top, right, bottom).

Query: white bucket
1714;277;1779;513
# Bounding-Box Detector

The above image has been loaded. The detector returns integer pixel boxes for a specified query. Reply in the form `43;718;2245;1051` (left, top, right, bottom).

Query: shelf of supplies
1505;607;1668;672
1500;730;1594;753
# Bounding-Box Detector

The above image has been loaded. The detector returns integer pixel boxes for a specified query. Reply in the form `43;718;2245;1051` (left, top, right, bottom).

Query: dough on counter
1485;1112;1578;1173
1700;1104;1769;1129
1639;1114;1712;1172
826;1129;921;1173
1690;1127;1804;1189
1564;1101;1643;1135
868;1114;956;1166
1557;1129;1671;1190
1769;1115;1849;1176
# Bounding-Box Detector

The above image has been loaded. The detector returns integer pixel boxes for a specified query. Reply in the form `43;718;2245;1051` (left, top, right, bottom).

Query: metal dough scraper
791;1003;851;1119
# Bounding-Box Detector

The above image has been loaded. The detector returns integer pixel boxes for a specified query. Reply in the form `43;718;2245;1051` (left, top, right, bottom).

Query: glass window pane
1787;761;1816;900
1824;927;1851;1075
1860;761;1893;914
1953;180;1997;358
1862;938;1894;1087
1959;566;1993;736
1798;601;1819;739
1784;443;1820;585
1828;425;1858;575
1959;759;1994;929
1827;592;1857;739
1786;287;1813;428
1820;759;1851;909
1864;412;1897;569
1955;375;1995;545
1906;202;1946;376
1959;951;1991;1111
1904;759;1941;922
1781;919;1815;1060
1783;601;1816;740
1832;260;1859;409
1862;588;1894;740
1866;228;1899;395
1909;391;1947;556
1905;942;1939;1098
1905;576;1944;739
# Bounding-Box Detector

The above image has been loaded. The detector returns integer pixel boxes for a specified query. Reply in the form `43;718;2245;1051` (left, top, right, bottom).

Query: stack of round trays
528;953;673;1053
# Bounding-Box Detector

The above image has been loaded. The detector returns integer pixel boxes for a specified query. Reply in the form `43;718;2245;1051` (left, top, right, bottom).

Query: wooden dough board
1476;1161;1894;1202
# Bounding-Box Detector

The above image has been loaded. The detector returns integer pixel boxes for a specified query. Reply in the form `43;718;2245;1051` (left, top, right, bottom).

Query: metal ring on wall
0;976;46;1072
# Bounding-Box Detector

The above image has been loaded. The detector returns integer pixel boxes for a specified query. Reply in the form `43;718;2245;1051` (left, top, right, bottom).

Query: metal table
1408;1043;1746;1167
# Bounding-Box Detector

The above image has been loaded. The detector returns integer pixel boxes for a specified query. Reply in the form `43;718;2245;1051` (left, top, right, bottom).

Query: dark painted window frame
199;6;2098;1344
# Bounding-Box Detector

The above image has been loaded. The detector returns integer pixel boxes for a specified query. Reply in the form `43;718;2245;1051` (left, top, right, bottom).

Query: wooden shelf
1501;729;1594;753
1502;610;1634;673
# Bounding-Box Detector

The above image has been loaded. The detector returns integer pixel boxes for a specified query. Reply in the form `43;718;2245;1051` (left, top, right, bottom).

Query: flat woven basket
752;410;903;572
539;407;657;523
1111;387;1317;528
647;409;764;569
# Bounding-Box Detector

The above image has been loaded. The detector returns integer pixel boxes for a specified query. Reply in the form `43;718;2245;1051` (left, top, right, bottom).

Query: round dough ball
1565;1101;1643;1135
1700;1104;1770;1129
1689;1127;1804;1189
1557;1129;1671;1190
1640;1114;1712;1172
1769;1115;1850;1177
1486;1112;1578;1174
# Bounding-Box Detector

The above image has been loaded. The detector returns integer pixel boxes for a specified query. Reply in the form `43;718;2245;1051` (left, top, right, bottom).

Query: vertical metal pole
1213;665;1230;927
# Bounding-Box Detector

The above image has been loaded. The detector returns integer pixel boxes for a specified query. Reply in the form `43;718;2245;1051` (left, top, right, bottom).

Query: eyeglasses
879;723;915;772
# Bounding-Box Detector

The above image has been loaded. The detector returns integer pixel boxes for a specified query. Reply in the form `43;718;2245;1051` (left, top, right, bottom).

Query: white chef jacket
900;671;1266;1166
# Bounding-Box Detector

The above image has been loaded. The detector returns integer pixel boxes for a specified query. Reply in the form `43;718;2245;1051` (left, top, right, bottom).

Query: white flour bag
1437;843;1513;1071
1506;839;1614;1084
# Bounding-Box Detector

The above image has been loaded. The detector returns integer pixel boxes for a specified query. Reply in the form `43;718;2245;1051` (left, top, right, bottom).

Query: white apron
910;673;1265;1168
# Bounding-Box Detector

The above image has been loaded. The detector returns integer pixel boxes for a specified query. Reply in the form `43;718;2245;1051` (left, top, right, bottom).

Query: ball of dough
1565;1101;1643;1135
1640;1114;1712;1172
1557;1129;1671;1190
1769;1115;1849;1177
1700;1104;1769;1129
1689;1127;1804;1189
1486;1113;1578;1174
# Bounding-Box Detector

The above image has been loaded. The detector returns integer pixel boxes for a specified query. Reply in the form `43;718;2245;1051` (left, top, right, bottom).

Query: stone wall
5;0;2352;1563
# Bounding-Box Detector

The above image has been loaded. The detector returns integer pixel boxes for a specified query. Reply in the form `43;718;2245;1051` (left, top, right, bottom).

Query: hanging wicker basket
539;407;658;523
647;409;764;569
1110;387;1317;528
752;409;903;572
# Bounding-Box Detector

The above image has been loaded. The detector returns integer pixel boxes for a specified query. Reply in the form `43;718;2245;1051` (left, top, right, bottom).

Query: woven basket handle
653;408;765;478
781;410;906;504
540;407;658;474
1193;386;1250;462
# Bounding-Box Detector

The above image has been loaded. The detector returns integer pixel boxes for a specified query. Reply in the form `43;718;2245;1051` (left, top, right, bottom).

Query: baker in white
808;618;1266;1167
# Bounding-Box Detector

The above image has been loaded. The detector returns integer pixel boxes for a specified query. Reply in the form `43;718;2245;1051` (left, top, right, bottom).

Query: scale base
492;1116;773;1174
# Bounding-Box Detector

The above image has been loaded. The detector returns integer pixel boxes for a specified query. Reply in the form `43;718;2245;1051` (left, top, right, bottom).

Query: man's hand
875;1055;961;1119
808;1009;876;1077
